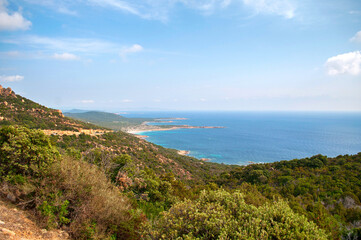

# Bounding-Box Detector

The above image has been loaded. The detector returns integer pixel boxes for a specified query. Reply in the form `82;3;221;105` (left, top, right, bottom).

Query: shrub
144;189;328;240
38;156;144;239
0;125;59;179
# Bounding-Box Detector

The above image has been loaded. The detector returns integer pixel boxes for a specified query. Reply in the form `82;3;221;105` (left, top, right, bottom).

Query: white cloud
80;100;95;103
120;44;143;60
2;35;147;60
23;0;298;21
88;0;140;15
0;0;32;31
24;0;77;15
92;0;296;20
350;31;361;43
0;51;20;57
3;35;120;54
242;0;295;18
121;99;133;103
53;52;79;60
325;51;361;76
0;75;24;82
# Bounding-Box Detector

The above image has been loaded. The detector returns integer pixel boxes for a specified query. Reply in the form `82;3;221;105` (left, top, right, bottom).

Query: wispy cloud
0;0;32;31
119;44;143;60
80;99;95;103
0;75;24;82
89;0;297;20
24;0;77;15
350;30;361;43
23;0;297;21
325;51;361;76
2;35;120;54
242;0;295;19
0;51;21;57
87;0;140;15
121;99;133;103
53;52;79;60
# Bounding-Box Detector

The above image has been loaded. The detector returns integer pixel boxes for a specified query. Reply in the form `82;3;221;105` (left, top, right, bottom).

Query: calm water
125;112;361;165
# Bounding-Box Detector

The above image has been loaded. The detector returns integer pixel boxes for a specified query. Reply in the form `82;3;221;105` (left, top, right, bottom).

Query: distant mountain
63;109;91;113
64;111;154;130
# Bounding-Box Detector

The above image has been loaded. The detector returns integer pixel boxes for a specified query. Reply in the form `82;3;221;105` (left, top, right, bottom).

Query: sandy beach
126;121;223;161
177;150;190;155
127;124;224;135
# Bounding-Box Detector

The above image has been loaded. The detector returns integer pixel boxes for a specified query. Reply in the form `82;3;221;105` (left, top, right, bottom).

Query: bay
125;111;361;165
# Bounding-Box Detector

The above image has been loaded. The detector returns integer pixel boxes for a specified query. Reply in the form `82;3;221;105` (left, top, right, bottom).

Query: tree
144;189;328;240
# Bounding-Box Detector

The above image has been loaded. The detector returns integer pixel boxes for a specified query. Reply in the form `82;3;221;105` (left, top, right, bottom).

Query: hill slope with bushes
0;86;360;239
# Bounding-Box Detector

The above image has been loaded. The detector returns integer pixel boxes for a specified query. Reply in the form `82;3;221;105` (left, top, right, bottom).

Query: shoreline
126;120;222;162
127;125;224;135
177;150;210;161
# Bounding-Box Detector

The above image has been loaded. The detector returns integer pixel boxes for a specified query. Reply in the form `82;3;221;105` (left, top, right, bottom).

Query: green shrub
38;197;70;228
144;189;328;240
0;125;59;179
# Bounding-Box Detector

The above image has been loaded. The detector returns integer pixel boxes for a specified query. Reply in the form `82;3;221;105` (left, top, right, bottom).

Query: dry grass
38;156;143;239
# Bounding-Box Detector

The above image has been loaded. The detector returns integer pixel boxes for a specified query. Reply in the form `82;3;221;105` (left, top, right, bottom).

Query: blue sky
0;0;360;111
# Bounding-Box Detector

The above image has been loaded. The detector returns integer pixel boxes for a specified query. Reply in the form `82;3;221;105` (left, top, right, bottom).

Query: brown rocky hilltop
0;85;16;98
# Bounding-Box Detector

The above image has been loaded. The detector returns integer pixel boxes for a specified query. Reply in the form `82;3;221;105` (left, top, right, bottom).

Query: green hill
0;86;102;131
64;111;153;130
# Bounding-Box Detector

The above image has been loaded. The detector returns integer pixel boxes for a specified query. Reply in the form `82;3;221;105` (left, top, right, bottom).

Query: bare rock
0;85;16;98
1;227;16;236
7;193;16;202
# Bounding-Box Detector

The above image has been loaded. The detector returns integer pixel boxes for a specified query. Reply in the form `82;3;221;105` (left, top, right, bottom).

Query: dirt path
0;199;69;240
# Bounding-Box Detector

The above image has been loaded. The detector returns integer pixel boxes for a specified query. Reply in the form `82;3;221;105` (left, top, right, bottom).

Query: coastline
126;119;222;162
127;124;224;135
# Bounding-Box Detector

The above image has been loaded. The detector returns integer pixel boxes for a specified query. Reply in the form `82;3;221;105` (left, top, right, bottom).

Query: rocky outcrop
0;85;16;98
55;109;64;118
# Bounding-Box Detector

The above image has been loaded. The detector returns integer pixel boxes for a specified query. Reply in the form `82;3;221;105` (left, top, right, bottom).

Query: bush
38;156;144;239
0;125;59;179
144;189;328;240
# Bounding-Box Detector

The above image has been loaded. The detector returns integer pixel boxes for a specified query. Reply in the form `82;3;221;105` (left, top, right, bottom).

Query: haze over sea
126;111;361;165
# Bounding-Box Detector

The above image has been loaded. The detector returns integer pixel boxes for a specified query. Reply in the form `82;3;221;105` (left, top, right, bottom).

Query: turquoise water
125;112;361;165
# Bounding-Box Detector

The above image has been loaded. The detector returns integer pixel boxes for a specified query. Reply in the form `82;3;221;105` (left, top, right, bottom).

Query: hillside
217;154;361;238
0;85;360;239
0;86;105;132
0;85;231;182
64;111;153;130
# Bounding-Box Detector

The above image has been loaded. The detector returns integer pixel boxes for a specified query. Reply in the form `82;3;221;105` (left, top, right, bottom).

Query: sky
0;0;360;111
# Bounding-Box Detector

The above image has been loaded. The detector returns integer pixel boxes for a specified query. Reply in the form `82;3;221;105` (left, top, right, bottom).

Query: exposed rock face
0;85;16;98
55;109;64;117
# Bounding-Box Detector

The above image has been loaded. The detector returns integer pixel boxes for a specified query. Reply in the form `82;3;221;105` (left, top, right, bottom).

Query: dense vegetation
0;88;101;131
144;189;328;239
64;111;154;130
1;87;360;239
217;154;361;239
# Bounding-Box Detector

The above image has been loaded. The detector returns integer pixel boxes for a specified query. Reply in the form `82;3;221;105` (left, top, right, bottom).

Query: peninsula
126;123;224;135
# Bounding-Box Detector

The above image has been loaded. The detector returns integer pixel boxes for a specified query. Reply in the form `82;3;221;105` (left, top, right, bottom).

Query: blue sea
125;112;361;165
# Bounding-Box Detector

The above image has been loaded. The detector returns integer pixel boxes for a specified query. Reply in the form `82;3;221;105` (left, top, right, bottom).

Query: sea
125;111;361;165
